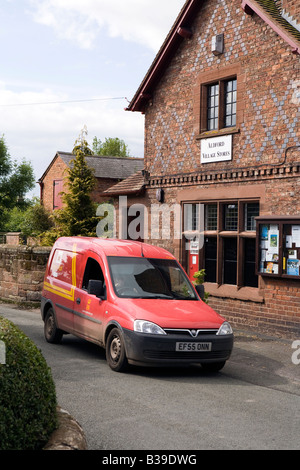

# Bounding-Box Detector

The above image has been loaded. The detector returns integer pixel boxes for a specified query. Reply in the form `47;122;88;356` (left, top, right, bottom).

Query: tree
41;131;99;244
0;136;35;230
92;137;131;157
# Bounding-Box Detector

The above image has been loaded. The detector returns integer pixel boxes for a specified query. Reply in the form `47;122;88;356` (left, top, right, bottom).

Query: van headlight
216;322;233;335
134;320;166;335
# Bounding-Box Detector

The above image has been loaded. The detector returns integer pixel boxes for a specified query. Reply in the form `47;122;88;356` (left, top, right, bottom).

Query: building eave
126;0;201;113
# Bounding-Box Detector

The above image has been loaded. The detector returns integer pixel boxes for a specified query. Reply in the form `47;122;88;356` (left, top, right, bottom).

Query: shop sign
201;134;232;164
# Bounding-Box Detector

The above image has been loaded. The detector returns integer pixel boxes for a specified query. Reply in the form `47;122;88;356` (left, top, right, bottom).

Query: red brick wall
41;156;122;211
92;178;123;205
144;0;299;177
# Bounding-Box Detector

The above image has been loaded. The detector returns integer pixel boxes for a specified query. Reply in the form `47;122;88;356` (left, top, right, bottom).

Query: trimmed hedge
0;316;58;450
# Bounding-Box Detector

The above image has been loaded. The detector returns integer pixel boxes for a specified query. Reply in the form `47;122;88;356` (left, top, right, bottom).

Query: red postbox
188;239;199;281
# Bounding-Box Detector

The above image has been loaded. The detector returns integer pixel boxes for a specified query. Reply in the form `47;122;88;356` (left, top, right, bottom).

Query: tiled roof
39;152;144;182
102;171;145;196
254;0;300;42
59;152;144;180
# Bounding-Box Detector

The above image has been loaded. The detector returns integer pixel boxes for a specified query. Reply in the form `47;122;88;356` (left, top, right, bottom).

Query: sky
0;0;186;197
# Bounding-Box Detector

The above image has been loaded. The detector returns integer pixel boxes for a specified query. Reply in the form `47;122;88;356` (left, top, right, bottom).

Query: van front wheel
106;328;128;372
44;308;63;344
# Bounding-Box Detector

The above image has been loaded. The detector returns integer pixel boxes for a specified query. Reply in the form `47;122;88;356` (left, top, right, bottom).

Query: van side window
82;257;104;290
49;249;74;284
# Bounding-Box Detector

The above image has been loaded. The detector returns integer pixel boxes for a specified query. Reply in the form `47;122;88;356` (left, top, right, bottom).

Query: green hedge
0;316;58;450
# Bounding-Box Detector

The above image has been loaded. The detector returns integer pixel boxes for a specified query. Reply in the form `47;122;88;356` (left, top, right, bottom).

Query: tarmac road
1;303;299;450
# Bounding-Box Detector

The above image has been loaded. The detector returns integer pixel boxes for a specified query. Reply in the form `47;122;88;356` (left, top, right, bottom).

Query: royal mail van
41;237;233;372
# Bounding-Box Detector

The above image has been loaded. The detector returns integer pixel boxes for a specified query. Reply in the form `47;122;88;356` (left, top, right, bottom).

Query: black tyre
44;308;63;344
106;328;128;372
201;361;226;372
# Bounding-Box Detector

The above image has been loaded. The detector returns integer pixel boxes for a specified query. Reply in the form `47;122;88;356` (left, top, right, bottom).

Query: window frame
184;200;259;288
206;78;237;132
194;64;244;140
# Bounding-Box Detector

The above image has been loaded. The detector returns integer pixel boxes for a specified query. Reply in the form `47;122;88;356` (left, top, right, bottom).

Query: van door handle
76;298;81;304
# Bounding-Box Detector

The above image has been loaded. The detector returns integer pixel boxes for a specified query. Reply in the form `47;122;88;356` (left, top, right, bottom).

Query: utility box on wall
211;33;224;55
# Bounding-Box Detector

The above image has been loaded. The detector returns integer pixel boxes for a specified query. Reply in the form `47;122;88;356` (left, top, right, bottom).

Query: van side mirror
195;284;205;300
88;280;104;298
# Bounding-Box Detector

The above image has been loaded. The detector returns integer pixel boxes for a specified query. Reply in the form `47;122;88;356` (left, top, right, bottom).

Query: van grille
164;329;218;337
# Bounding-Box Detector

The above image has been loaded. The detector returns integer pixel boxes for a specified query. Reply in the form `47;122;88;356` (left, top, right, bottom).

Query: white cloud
1;0;187;198
29;0;186;51
0;83;144;196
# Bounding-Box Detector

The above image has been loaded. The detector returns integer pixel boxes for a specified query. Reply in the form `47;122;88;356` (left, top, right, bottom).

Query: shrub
0;316;58;450
193;269;210;303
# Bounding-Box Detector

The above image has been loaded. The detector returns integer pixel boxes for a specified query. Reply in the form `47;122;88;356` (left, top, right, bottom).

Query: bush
0;316;58;450
193;269;210;303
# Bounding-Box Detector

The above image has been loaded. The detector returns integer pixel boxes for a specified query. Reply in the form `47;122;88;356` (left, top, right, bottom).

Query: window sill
204;282;264;303
196;127;240;140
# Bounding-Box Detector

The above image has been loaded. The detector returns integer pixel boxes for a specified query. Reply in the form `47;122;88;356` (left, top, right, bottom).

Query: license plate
175;342;212;352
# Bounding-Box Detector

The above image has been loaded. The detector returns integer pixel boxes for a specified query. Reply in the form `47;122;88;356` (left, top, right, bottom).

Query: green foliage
3;199;53;237
40;133;99;244
0;136;35;230
193;269;210;303
2;206;26;232
92;136;131;157
193;269;206;285
0;317;58;450
21;200;54;237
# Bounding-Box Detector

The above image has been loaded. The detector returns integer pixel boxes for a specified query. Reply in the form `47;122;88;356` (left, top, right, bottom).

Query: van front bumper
122;328;233;367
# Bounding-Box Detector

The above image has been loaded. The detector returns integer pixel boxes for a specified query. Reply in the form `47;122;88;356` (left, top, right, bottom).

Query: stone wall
0;245;51;304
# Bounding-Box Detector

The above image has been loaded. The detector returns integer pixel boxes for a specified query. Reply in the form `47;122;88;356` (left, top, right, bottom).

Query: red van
41;237;233;372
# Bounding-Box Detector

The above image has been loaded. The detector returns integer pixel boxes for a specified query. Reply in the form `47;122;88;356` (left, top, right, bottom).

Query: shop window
245;202;259;231
224;203;238;231
204;237;217;283
223;238;237;285
205;204;218;230
257;216;300;279
184;200;259;288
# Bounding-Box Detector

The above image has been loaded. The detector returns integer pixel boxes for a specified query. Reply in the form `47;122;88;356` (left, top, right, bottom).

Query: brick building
38;151;144;211
105;0;300;337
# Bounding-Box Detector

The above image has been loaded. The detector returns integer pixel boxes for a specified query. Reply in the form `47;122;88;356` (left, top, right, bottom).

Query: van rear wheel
106;328;128;372
44;308;63;344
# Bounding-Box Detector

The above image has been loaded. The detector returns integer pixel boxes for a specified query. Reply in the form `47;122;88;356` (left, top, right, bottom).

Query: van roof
54;237;176;260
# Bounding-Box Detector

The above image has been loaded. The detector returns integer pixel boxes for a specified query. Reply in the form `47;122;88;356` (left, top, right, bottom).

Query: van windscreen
108;257;197;300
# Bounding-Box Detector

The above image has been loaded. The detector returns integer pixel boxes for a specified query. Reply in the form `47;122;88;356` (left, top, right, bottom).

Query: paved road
1;303;299;450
